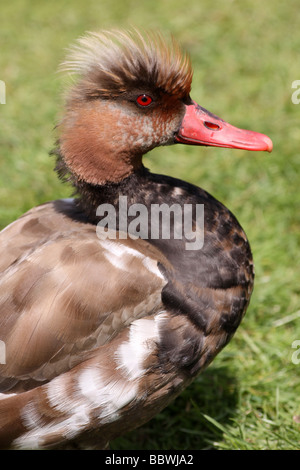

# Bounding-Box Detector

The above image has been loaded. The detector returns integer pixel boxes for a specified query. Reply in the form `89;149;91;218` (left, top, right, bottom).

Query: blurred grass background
0;0;299;450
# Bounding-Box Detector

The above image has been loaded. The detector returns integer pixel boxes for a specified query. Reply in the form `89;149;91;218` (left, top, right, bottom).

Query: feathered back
60;29;193;100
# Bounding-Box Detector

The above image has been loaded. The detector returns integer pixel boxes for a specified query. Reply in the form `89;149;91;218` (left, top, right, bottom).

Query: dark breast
145;174;253;370
83;168;254;376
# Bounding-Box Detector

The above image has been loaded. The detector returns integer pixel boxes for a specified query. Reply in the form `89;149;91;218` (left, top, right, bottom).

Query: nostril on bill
204;121;221;131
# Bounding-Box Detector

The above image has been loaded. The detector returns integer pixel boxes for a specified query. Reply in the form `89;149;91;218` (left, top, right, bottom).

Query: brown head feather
60;29;193;100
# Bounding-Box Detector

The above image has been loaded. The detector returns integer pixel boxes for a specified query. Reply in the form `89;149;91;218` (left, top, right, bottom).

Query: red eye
136;94;153;107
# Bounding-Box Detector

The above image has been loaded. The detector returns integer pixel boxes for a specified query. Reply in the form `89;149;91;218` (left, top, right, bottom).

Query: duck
0;29;272;450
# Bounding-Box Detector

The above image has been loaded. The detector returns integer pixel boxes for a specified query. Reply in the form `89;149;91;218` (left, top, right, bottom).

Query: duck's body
0;30;272;449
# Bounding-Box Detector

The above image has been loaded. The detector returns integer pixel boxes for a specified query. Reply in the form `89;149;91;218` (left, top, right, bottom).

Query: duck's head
58;29;272;185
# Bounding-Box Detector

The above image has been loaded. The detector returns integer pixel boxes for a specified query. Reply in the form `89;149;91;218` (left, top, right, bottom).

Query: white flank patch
100;240;142;271
103;250;128;271
19;400;44;431
15;379;92;449
100;240;144;259
46;375;73;414
14;403;90;449
142;257;165;280
78;367;137;422
115;312;166;381
100;240;165;281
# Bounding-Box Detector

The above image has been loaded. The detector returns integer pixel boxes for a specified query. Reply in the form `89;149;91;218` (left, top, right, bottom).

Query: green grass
1;0;299;450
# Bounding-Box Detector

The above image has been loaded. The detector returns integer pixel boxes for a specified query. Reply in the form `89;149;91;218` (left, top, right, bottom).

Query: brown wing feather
0;199;166;392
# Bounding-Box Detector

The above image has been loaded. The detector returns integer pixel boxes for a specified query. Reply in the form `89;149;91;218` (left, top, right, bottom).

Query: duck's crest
60;29;193;99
